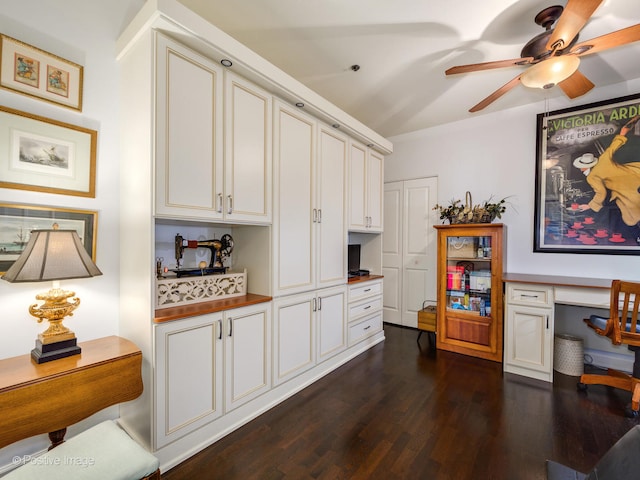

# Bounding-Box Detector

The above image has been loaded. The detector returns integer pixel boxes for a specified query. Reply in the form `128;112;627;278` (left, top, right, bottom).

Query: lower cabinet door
224;303;272;412
504;304;553;381
317;286;347;363
155;313;223;448
273;292;316;386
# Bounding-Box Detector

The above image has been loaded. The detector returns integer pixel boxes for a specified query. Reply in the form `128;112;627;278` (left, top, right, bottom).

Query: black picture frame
534;93;640;255
0;203;97;273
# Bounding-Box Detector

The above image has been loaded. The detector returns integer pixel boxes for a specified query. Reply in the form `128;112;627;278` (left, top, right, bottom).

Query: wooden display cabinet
434;223;505;362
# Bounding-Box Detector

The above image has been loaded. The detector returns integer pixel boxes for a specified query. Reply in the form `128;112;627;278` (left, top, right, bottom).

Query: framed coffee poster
534;93;640;255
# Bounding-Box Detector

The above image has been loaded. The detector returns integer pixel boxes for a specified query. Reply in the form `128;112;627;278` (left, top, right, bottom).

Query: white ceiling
176;0;640;138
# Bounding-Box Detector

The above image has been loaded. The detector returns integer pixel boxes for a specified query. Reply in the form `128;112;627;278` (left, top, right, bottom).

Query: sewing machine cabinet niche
434;223;505;362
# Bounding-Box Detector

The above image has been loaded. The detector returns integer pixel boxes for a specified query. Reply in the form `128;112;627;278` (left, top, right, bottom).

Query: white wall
0;0;143;357
0;0;143;470
386;78;640;281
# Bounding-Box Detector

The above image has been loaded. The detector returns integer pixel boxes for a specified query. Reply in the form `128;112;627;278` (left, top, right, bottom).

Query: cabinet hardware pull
318;297;322;310
364;305;371;310
228;318;233;337
312;298;317;312
364;288;371;292
313;208;317;223
218;319;222;340
318;209;322;223
546;316;549;329
364;325;371;330
521;294;538;298
228;195;233;214
217;193;223;213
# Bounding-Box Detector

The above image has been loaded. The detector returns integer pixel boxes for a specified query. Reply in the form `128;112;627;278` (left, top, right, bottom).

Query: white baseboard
584;348;634;373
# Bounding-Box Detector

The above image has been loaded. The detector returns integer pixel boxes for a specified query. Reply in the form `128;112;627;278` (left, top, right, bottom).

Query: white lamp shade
521;55;580;89
1;230;102;283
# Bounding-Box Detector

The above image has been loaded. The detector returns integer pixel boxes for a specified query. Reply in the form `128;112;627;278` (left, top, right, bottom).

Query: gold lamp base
29;287;82;364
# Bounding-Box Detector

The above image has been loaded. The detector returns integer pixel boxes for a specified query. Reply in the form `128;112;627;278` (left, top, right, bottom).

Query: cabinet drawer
506;283;553;308
348;280;382;303
348;312;382;345
349;296;382;321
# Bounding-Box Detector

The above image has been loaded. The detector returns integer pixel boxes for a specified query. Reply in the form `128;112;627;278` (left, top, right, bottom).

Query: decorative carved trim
156;270;246;308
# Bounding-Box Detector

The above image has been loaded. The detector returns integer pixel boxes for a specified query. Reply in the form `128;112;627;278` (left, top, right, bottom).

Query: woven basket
448;191;495;224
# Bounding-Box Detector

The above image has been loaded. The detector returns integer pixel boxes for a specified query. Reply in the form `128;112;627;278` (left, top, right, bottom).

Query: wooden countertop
503;273;613;289
155;293;272;323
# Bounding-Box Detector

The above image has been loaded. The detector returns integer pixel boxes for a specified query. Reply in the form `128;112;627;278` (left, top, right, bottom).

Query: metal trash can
554;333;584;376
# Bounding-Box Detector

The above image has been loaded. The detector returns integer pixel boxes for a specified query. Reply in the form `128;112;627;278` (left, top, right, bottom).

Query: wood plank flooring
162;323;638;479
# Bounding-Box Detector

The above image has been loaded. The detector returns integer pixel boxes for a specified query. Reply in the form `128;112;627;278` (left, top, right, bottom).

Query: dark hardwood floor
162;323;638;479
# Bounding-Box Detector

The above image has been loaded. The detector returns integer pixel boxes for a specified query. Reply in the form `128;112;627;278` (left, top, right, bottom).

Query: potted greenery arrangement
433;191;508;224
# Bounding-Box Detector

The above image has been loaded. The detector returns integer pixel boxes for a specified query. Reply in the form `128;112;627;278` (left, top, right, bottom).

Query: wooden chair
578;280;640;417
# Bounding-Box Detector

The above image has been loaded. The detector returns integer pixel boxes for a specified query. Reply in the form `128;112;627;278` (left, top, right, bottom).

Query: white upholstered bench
3;420;159;480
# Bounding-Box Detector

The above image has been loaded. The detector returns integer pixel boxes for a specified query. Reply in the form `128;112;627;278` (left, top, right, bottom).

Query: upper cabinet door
348;140;384;232
155;33;224;220
367;150;384;232
224;72;272;224
272;100;316;296
348;141;367;231
317;124;347;288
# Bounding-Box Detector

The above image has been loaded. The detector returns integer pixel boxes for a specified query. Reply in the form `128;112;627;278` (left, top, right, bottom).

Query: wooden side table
0;335;143;449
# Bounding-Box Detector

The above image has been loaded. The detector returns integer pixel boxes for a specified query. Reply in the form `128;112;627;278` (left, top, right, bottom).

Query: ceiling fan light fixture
521;55;580;90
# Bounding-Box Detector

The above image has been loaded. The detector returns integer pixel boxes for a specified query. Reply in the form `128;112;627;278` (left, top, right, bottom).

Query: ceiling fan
445;0;640;112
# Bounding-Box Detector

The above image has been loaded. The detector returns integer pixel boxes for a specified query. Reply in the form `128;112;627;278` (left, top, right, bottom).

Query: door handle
227;195;233;215
228;318;233;337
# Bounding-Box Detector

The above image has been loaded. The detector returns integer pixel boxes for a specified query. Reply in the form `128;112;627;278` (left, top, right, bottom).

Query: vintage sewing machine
171;233;234;278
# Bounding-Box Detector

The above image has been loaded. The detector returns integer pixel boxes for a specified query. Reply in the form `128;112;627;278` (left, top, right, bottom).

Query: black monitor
348;244;361;275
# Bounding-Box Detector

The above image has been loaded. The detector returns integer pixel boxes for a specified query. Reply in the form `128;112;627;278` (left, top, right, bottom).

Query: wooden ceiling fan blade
446;57;533;75
571;24;640;57
546;0;603;51
469;75;521;112
558;70;595;99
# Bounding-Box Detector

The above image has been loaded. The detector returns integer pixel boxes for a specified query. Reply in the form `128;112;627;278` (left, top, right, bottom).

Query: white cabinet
223;71;272;223
155;314;222;448
316;123;348;288
348;278;383;346
349;141;384;232
223;302;272;411
504;283;555;382
155;34;271;224
317;286;348;363
155;33;223;220
272;101;347;296
154;303;271;448
273;286;347;385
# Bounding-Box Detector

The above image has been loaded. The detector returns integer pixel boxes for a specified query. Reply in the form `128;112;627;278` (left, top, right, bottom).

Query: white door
505;304;553;377
348;141;367;231
402;177;438;327
382;177;438;327
382;181;403;325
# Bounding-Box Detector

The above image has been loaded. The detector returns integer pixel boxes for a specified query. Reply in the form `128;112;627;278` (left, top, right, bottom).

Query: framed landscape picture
534;93;640;255
0;34;83;111
0;203;97;273
0;105;96;197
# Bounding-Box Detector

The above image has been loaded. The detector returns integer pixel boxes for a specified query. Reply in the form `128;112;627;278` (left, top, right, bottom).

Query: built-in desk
503;274;614;382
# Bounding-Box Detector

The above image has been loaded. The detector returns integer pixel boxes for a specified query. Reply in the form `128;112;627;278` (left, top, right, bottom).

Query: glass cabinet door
445;234;493;316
